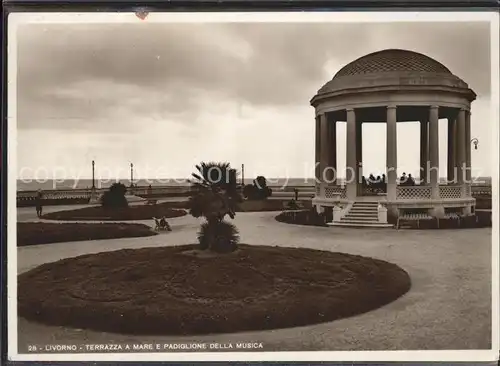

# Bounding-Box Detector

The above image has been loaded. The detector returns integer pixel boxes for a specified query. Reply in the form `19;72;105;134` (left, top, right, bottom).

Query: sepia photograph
7;11;499;362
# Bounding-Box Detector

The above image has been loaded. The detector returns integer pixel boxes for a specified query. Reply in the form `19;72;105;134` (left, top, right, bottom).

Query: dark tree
242;175;273;200
100;183;128;209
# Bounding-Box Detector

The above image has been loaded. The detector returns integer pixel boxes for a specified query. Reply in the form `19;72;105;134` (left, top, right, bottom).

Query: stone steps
344;211;379;216
332;200;393;228
342;216;379;221
329;222;394;228
341;217;379;222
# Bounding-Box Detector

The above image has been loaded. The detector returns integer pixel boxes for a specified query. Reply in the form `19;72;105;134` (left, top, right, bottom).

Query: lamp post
91;160;96;189
89;160;99;204
130;163;134;187
471;138;479;150
241;163;245;186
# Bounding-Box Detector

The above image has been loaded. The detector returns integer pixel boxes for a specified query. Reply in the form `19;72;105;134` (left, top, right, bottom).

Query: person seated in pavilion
399;172;407;185
368;173;376;185
407;174;415;186
364;174;374;193
361;175;368;188
381;174;387;192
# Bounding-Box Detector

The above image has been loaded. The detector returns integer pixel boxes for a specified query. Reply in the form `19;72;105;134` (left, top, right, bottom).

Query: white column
386;105;397;201
454;113;459;172
356;121;363;196
420;119;428;184
346;108;357;200
319;114;331;184
456;108;466;184
429;106;440;199
447;117;456;183
329;119;338;184
465;110;471;183
315;115;321;184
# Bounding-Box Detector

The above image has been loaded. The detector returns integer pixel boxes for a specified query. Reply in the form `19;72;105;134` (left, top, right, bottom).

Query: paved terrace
16;205;492;351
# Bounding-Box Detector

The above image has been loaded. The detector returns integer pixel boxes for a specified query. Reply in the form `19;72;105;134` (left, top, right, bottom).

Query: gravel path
16;206;492;351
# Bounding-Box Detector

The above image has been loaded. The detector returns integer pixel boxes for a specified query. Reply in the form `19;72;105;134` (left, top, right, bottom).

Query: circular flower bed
19;245;411;335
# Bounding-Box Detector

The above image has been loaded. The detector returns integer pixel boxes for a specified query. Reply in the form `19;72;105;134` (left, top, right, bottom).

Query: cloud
17;21;490;131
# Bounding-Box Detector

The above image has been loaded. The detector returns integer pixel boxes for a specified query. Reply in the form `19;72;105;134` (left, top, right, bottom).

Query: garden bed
276;210;491;229
42;204;187;221
18;244;411;335
275;209;327;227
237;199;312;212
17;198;90;208
160;199;312;212
17;222;157;246
42;199;311;221
397;212;491;229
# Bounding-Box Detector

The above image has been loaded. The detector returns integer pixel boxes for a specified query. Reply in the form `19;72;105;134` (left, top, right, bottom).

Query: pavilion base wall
313;192;476;228
385;205;399;225
429;205;445;218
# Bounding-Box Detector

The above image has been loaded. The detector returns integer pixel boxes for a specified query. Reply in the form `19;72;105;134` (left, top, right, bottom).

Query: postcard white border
7;11;500;362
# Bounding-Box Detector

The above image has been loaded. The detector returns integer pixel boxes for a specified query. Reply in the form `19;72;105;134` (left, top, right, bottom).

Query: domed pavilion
311;49;476;227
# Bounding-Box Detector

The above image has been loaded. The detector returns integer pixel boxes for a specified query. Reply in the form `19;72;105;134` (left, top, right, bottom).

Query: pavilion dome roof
312;49;476;104
333;49;452;78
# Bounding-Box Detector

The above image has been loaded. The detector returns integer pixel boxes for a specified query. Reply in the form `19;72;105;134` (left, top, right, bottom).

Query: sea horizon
16;178;320;191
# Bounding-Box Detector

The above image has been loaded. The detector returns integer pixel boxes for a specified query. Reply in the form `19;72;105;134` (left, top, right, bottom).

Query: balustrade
396;186;432;200
396;184;472;200
315;184;347;199
439;185;463;199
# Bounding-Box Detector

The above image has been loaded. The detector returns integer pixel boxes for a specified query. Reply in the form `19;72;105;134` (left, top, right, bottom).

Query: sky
16;21;493;181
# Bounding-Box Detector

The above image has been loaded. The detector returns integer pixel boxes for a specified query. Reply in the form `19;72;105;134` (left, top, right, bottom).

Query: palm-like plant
188;162;241;253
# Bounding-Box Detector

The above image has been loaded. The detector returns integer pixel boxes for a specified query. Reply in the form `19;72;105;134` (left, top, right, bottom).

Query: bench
152;217;171;231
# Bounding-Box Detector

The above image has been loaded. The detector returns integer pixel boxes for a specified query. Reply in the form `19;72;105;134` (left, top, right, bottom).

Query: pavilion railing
17;190;93;201
325;185;347;199
397;184;473;200
439;185;463;199
315;184;346;199
396;186;432;200
16;185;193;203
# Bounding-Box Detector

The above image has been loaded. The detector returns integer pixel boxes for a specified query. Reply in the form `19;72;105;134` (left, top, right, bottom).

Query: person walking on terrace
35;189;43;218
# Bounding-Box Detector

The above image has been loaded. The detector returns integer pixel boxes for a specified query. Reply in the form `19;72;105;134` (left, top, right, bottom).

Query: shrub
101;183;128;209
475;196;491;210
242;184;256;199
197;220;239;253
286;199;301;210
242;176;273;200
476;211;492;227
